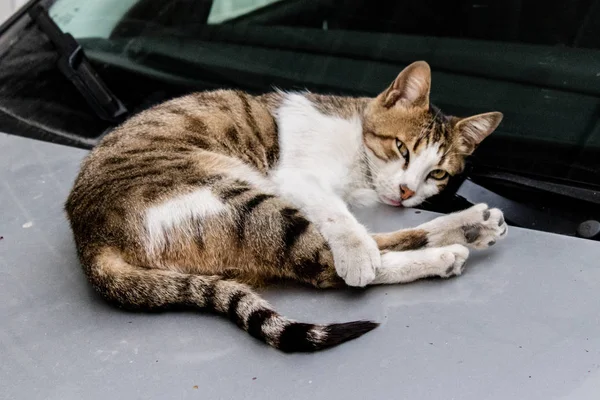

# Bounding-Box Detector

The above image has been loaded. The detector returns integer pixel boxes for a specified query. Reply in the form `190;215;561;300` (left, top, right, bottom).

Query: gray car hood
1;133;599;399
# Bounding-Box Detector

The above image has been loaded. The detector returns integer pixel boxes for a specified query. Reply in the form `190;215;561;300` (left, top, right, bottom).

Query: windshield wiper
28;5;127;123
470;170;600;205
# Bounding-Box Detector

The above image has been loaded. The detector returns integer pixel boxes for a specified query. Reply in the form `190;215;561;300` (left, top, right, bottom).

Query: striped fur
65;61;504;352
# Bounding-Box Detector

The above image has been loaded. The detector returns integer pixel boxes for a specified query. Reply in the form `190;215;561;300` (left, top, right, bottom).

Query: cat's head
363;61;502;207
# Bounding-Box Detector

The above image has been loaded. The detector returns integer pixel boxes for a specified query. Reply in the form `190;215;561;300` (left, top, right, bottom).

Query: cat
65;61;507;353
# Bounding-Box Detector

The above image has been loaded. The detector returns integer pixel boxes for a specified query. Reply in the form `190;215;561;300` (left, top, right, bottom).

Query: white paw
456;203;508;249
437;244;470;277
429;203;508;249
331;230;380;287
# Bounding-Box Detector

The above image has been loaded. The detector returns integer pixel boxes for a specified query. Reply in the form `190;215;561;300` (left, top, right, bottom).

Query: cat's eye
395;139;409;160
429;169;449;180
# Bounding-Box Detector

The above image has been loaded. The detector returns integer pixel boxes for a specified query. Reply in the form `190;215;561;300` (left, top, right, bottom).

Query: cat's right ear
380;61;431;109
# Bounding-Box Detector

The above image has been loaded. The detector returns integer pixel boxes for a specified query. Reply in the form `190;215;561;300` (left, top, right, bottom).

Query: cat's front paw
458;203;508;249
331;231;380;287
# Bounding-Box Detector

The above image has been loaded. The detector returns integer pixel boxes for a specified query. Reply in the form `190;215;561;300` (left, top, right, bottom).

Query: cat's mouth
380;195;403;207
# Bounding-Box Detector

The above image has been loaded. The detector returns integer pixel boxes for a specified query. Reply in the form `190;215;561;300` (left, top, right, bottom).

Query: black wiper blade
470;170;600;205
28;5;127;123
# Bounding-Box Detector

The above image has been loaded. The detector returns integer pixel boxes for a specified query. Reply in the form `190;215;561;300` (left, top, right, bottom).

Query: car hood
1;132;599;400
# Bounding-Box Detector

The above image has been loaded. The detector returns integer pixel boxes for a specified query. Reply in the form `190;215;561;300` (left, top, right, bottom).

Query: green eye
395;139;409;160
429;169;449;180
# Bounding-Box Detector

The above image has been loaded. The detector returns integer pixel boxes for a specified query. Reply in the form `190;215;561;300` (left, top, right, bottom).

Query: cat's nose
400;184;415;200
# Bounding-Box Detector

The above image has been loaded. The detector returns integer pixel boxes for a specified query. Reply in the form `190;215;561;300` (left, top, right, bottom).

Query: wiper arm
28;5;127;123
470;170;600;205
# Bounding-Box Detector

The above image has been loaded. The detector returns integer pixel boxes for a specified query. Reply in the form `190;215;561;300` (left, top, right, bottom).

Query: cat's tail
85;247;378;353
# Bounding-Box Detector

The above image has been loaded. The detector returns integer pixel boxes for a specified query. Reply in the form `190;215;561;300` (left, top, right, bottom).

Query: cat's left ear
381;61;431;109
455;112;503;152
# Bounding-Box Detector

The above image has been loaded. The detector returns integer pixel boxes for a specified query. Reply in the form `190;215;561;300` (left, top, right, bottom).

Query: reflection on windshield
208;0;282;23
50;0;285;36
50;0;138;38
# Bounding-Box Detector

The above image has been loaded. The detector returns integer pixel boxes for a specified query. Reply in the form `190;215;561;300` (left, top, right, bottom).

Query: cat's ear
455;112;503;152
381;61;431;109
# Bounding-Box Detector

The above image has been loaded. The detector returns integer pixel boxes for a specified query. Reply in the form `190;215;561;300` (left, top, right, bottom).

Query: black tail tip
323;320;380;348
277;320;379;353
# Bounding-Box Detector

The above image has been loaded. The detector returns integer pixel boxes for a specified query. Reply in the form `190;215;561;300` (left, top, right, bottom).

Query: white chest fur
271;93;375;204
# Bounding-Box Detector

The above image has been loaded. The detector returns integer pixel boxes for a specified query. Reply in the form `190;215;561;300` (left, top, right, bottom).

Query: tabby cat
65;61;507;352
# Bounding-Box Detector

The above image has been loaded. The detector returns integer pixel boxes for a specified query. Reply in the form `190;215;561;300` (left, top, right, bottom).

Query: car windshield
45;0;600;183
0;0;599;236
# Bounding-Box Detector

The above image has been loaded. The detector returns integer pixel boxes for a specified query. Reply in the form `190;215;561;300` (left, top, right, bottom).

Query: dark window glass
44;0;600;186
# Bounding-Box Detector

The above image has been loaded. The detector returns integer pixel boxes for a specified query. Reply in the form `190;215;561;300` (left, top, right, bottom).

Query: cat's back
65;90;282;226
93;89;281;172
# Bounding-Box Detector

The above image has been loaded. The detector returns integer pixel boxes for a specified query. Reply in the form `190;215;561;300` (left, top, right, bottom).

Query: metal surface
1;133;599;400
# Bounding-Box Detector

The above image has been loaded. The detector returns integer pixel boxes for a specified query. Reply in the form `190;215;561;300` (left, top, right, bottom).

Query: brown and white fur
65;61;506;352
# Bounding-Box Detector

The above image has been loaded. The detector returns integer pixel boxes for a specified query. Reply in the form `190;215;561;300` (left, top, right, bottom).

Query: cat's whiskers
358;149;381;184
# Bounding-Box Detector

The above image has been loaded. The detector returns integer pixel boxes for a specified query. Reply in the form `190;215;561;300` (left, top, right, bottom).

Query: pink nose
400;185;415;200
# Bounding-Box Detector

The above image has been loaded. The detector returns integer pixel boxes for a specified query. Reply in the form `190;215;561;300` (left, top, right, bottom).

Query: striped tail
86;247;378;352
